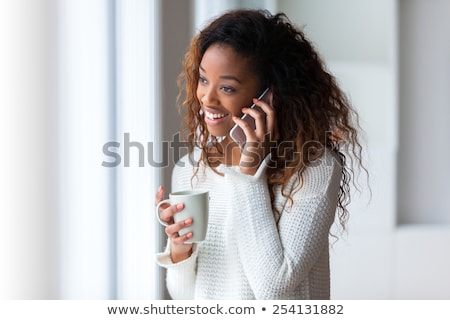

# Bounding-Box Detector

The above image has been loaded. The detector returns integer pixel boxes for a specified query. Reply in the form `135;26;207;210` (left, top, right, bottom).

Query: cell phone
229;88;270;147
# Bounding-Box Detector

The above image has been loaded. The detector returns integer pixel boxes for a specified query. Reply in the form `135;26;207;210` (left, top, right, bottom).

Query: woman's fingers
159;203;184;225
234;94;278;176
241;105;266;139
155;186;193;257
252;97;278;141
159;202;194;245
155;185;189;225
155;185;164;205
232;114;258;142
257;99;278;141
165;217;193;243
239;97;277;142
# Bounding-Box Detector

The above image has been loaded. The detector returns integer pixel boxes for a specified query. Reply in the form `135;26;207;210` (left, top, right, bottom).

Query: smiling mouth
205;111;228;120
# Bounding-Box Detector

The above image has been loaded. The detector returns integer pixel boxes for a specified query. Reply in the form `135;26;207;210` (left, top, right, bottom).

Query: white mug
156;190;209;243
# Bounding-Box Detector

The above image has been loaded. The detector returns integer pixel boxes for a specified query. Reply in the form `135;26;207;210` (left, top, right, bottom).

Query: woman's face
196;44;261;139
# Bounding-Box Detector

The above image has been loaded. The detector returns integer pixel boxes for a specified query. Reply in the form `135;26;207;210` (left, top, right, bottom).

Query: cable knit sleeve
220;151;342;299
155;241;199;299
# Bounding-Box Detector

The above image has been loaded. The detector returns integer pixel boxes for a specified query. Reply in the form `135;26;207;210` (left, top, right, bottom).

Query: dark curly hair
177;9;367;231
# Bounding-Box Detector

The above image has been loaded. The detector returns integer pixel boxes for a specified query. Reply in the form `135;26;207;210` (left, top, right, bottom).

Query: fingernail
184;218;193;225
176;203;184;210
186;232;193;239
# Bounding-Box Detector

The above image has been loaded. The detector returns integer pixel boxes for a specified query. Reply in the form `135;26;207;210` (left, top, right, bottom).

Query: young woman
156;9;365;299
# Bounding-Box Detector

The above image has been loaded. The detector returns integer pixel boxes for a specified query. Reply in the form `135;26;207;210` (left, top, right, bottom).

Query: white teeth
205;111;226;120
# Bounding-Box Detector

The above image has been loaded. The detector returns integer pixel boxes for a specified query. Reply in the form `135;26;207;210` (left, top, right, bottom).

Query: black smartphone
229;88;270;147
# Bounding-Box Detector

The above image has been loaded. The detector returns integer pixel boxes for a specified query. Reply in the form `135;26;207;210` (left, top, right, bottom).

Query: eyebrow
199;65;242;84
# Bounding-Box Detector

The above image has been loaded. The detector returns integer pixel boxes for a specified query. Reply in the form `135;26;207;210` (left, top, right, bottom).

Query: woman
156;9;365;299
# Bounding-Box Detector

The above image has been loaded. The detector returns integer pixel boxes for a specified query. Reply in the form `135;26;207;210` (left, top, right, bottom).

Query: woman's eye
221;86;234;93
199;76;207;84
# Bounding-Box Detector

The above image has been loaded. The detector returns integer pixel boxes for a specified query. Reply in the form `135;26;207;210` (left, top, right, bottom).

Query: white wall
393;0;450;298
397;0;450;224
0;0;58;299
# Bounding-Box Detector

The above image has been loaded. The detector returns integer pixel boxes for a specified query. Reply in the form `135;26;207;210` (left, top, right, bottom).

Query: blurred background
1;0;449;299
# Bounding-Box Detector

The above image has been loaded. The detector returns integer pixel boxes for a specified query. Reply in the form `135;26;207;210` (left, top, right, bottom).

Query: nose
199;86;219;106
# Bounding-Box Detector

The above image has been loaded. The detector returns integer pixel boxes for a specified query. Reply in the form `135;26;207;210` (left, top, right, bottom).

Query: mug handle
155;199;171;227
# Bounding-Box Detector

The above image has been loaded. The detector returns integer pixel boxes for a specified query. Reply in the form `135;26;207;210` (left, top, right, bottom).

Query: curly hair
177;9;366;231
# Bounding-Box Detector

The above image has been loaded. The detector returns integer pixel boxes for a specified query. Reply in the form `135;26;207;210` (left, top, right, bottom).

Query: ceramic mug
156;190;209;243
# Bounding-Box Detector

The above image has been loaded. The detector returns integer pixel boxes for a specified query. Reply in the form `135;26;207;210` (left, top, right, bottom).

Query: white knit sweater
156;148;342;300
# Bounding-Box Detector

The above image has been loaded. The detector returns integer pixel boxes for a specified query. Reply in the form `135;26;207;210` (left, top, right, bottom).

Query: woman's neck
207;136;241;167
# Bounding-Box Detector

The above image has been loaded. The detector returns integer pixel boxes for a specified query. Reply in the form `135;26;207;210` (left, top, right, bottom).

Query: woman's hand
156;186;193;263
232;92;279;175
